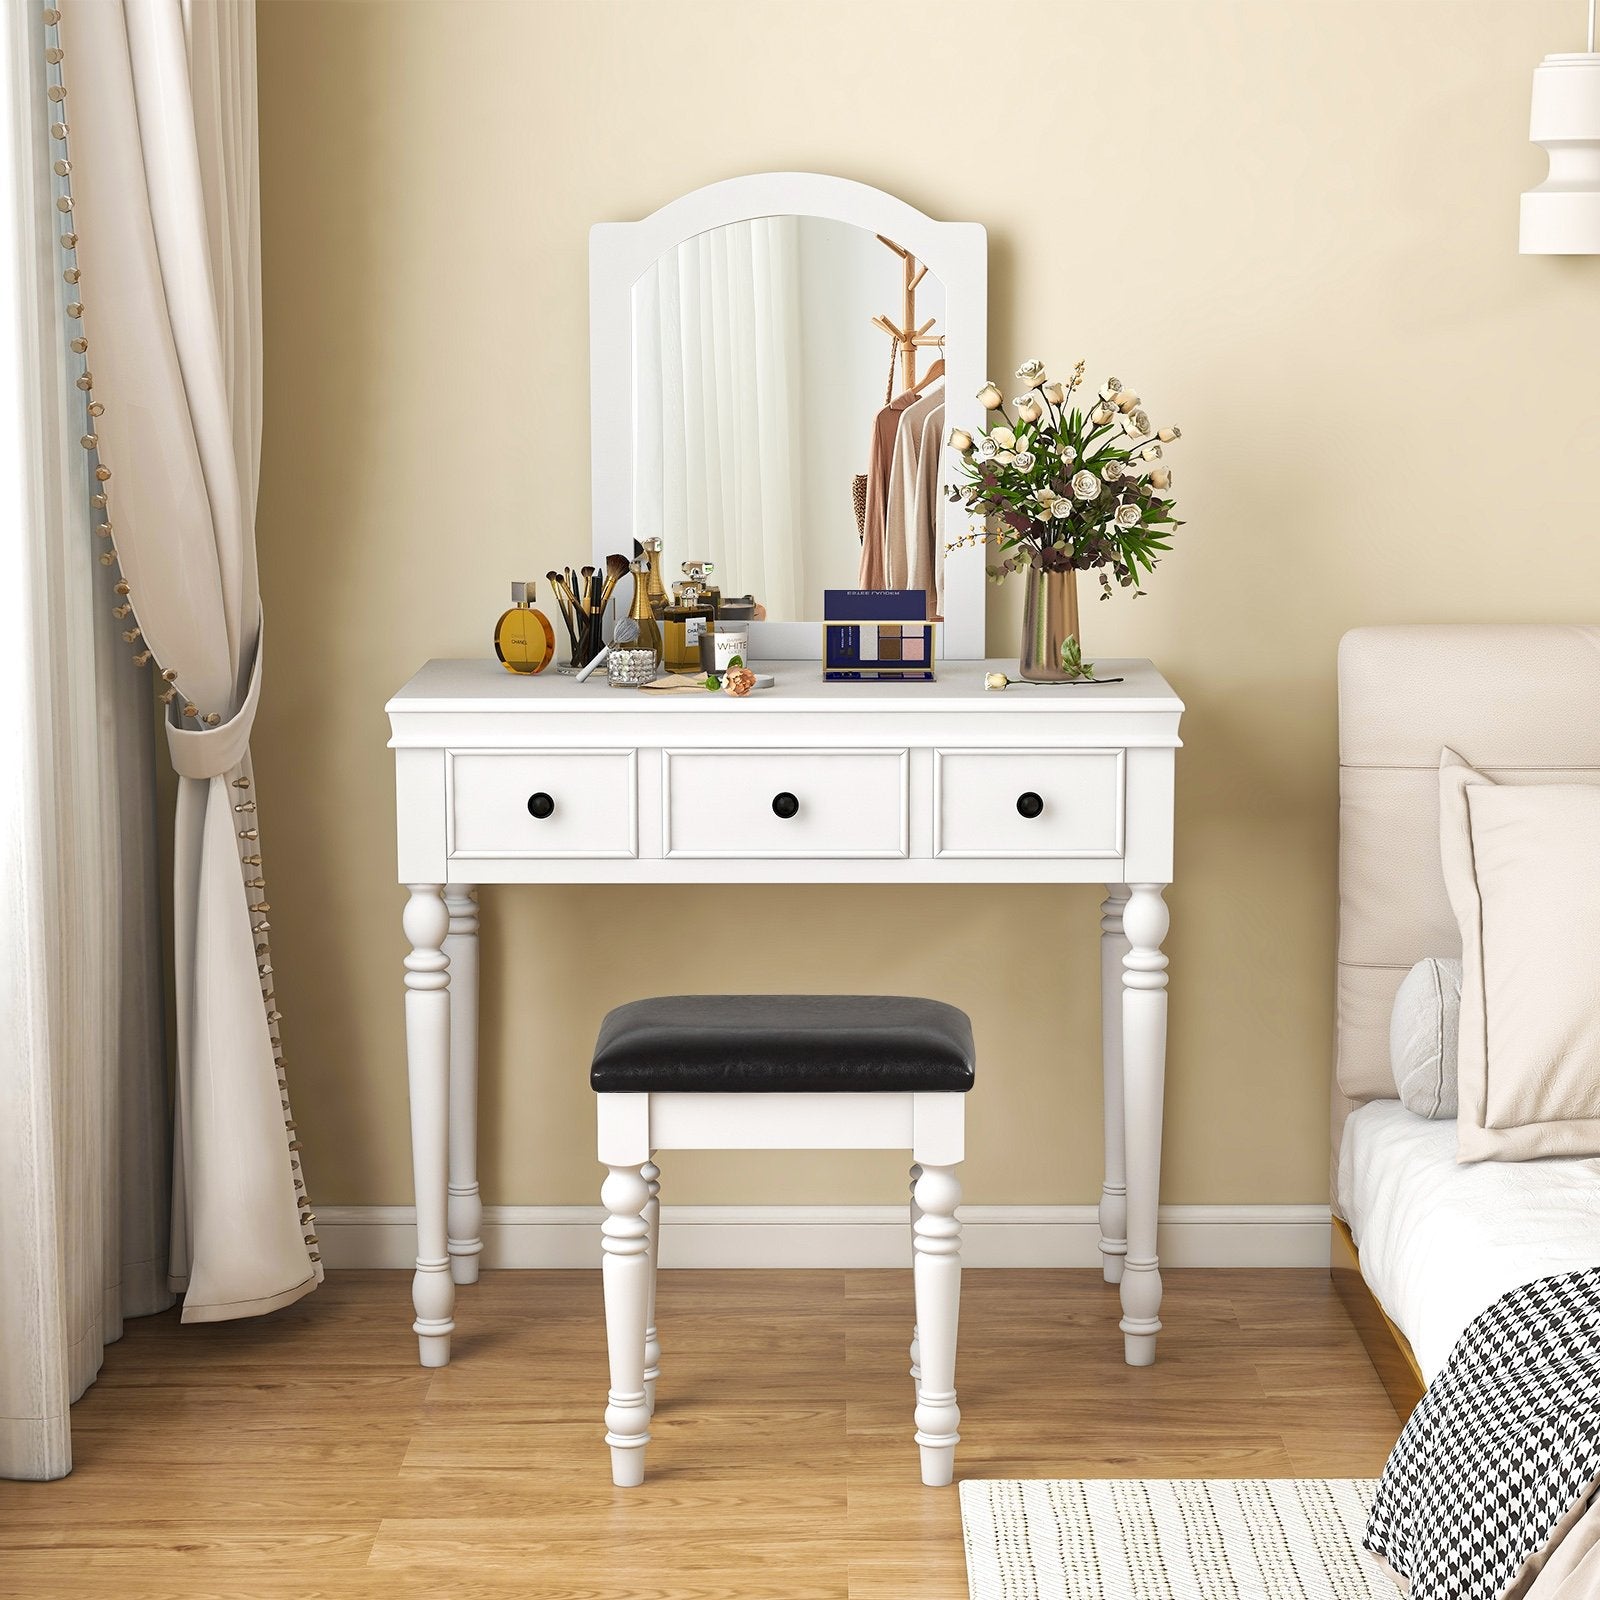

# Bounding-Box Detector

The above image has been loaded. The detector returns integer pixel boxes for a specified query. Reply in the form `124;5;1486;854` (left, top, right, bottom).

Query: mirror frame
590;173;988;659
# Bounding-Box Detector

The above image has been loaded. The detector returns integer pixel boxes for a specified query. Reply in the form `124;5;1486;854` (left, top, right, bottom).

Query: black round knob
771;791;800;819
527;792;555;820
1016;791;1044;819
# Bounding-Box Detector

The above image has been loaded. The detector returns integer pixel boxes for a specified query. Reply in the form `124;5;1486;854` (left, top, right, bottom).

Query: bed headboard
1333;624;1600;1202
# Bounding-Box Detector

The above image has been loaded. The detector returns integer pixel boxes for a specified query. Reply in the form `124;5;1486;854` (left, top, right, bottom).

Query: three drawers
445;745;1124;862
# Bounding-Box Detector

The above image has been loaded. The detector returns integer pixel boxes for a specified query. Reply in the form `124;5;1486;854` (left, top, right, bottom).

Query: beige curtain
634;216;807;618
53;0;318;1323
0;0;170;1481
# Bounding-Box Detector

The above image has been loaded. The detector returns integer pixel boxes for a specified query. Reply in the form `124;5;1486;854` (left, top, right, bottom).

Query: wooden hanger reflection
873;235;944;395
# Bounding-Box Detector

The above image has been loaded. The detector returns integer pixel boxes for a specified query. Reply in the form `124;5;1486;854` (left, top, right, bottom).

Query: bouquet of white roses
947;358;1183;600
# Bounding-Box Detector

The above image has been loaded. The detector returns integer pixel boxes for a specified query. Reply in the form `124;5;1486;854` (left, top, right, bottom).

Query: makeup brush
544;568;574;621
545;570;581;652
597;552;630;616
578;565;598;615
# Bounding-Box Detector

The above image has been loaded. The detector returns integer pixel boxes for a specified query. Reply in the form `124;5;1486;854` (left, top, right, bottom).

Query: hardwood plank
0;1268;1403;1598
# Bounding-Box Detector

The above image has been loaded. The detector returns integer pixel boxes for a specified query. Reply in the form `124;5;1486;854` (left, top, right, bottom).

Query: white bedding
1338;1099;1600;1383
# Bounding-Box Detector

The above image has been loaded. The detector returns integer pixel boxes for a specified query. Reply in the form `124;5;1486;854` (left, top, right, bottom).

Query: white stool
592;994;972;1489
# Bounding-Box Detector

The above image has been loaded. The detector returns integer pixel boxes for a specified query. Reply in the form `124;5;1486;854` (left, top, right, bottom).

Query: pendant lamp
1522;0;1600;253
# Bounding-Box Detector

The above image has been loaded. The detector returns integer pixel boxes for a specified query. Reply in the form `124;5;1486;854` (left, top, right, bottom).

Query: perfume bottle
679;558;721;617
493;580;555;674
640;536;669;618
662;574;714;672
624;555;663;662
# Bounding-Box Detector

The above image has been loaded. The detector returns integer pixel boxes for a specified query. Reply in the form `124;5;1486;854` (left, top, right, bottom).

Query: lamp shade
1522;52;1600;253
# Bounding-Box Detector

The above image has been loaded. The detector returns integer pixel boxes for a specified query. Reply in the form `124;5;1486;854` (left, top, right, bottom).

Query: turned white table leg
404;885;454;1367
642;1159;661;1414
602;1164;653;1487
908;1161;923;1393
1099;885;1132;1285
444;888;482;1286
1120;883;1170;1368
912;1164;961;1487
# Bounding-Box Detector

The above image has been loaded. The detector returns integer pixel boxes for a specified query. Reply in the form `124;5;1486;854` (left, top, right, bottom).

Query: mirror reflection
632;217;946;623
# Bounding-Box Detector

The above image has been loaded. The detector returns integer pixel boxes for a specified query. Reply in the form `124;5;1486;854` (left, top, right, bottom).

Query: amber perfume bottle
662;572;714;673
493;580;555;674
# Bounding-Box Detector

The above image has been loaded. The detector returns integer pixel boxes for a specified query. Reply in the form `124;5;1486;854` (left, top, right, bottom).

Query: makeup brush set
545;554;629;673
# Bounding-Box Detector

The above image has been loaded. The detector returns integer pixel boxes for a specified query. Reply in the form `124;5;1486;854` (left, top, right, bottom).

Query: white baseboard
315;1203;1332;1271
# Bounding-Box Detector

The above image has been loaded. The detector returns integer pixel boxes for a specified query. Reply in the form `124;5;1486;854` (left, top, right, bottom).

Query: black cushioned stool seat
590;994;975;1095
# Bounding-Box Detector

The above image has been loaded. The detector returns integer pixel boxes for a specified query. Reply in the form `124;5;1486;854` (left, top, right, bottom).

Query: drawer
663;748;908;858
448;749;637;858
935;748;1123;858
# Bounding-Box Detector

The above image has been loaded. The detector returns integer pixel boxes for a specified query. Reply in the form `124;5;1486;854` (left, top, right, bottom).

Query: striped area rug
960;1479;1391;1600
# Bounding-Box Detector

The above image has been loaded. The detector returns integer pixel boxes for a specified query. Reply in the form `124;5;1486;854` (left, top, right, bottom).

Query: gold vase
1019;563;1081;682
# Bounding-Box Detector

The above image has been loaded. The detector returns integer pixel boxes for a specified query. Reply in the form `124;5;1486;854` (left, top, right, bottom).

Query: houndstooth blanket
1365;1267;1600;1600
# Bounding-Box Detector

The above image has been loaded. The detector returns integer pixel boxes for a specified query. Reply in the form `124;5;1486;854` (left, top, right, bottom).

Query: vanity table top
388;658;1183;718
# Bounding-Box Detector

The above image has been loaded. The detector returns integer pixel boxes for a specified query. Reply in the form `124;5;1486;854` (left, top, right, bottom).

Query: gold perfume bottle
493;580;555;674
640;536;669;617
662;565;714;673
625;555;663;662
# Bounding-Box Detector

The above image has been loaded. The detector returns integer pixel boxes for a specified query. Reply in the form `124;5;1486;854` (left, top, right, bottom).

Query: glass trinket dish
607;648;659;688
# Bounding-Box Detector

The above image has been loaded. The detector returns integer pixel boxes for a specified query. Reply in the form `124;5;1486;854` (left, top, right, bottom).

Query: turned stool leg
908;1161;923;1395
642;1159;661;1415
601;1165;652;1487
912;1163;962;1487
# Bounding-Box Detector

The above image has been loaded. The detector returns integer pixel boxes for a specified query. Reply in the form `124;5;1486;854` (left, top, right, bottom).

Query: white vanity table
387;657;1182;1368
388;171;1184;1379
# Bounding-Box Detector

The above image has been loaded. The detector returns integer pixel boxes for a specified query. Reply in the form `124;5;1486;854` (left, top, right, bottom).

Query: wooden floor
0;1268;1401;1599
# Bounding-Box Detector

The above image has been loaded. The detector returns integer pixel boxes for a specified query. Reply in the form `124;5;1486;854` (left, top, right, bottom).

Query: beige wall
253;0;1600;1210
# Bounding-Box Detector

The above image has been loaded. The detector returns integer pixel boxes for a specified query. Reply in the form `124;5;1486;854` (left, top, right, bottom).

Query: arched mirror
590;174;987;659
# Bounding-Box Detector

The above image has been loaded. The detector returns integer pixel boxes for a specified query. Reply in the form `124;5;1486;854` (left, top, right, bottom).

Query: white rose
1116;392;1141;412
1090;404;1114;426
1100;377;1123;397
1141;443;1163;461
984;672;1010;691
990;425;1016;449
947;427;974;453
1056;443;1077;463
1015;358;1047;387
1071;470;1101;501
1101;460;1123;481
1115;503;1142;529
1158;426;1182;443
1149;467;1172;490
977;382;1003;410
1013;450;1037;473
1013;396;1043;423
1051;499;1074;520
1042;380;1066;405
1131;409;1151;435
977;436;1000;462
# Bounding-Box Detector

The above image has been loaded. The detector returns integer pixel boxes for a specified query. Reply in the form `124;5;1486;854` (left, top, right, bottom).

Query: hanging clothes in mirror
858;385;921;590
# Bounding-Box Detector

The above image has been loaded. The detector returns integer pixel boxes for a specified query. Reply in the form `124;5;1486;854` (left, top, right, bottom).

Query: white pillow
1389;958;1461;1119
1439;747;1600;1162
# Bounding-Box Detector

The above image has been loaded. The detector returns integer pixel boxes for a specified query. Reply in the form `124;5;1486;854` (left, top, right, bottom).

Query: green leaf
1058;634;1101;681
729;655;744;669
